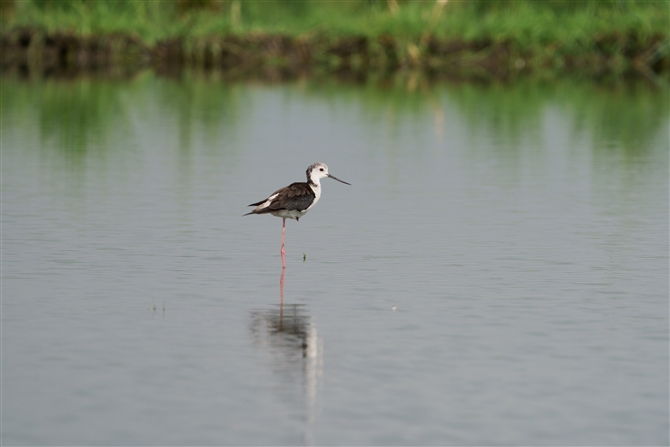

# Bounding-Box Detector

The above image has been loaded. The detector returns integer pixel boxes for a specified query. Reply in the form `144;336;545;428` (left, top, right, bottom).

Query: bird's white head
306;162;351;186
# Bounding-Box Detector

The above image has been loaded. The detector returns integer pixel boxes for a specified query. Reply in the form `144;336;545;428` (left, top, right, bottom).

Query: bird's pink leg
279;267;285;307
281;218;286;269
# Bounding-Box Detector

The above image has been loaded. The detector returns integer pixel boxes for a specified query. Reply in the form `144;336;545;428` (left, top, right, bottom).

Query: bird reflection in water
249;268;323;444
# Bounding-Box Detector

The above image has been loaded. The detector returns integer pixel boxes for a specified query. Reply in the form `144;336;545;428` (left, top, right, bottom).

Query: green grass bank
2;0;668;80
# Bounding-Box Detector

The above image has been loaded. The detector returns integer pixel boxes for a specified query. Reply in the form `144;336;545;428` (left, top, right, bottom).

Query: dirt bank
2;28;667;80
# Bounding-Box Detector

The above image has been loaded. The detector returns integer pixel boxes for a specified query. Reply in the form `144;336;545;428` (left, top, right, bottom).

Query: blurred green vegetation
4;0;666;46
2;0;667;79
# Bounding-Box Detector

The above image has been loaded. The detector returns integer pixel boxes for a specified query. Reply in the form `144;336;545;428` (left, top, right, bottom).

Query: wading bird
244;162;350;268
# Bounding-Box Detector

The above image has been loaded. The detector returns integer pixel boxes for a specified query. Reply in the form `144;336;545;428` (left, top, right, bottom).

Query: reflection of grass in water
559;83;669;159
295;76;667;160
149;71;245;156
449;81;668;158
447;82;547;150
1;72;245;165
2;76;129;164
3;73;666;169
299;75;432;133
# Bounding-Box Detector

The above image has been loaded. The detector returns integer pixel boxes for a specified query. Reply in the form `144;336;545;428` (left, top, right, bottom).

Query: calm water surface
2;74;668;445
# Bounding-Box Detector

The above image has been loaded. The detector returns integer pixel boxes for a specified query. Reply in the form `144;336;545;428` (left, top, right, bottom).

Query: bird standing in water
244;162;350;268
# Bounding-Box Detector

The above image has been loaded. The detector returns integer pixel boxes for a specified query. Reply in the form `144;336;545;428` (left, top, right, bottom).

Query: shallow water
2;74;668;445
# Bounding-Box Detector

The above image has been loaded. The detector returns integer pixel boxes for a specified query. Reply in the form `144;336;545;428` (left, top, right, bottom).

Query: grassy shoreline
2;1;668;80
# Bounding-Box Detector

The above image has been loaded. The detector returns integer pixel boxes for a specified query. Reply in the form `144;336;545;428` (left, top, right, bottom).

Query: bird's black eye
319;168;324;171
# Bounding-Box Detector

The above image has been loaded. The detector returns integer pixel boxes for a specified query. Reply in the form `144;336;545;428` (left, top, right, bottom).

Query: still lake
2;73;668;445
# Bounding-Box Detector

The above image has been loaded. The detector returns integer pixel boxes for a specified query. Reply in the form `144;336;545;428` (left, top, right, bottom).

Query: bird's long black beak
327;174;351;185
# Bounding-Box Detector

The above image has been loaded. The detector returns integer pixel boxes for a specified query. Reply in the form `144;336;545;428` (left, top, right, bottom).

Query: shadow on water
249;268;323;444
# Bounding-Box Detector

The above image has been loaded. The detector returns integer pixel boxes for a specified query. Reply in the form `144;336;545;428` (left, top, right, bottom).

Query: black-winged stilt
244;162;350;268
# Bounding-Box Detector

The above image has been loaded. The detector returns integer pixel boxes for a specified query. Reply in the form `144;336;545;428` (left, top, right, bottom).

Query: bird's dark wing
245;182;315;216
269;182;315;211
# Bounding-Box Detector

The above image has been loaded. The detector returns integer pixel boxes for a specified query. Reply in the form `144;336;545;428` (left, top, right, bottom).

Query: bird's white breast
271;209;307;219
306;183;321;210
